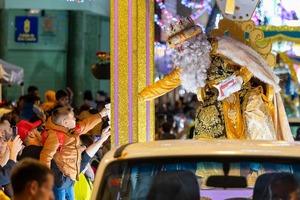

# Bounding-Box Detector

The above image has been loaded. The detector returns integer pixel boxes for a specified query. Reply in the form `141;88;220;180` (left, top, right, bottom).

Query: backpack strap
71;124;82;135
54;131;65;152
41;129;49;145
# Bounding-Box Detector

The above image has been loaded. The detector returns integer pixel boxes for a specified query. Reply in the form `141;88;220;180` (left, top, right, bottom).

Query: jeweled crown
166;17;195;38
166;17;202;48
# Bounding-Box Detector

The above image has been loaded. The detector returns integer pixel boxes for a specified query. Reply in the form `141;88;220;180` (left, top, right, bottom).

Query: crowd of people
2;85;300;200
0;86;231;200
155;94;199;140
0;86;111;200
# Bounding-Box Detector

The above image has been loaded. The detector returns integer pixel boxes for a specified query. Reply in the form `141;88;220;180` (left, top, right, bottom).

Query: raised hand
101;127;111;142
8;135;23;162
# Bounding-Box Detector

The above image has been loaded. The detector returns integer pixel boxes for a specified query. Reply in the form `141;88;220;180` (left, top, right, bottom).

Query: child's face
63;112;76;129
58;97;69;107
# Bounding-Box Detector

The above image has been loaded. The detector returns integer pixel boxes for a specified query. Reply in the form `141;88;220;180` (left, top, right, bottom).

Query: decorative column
68;11;86;106
111;0;155;147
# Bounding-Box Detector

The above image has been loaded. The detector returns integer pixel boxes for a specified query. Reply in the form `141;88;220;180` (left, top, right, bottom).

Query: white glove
214;75;243;101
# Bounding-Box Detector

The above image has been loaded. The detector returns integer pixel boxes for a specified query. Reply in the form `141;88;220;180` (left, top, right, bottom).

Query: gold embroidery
194;41;270;140
210;38;219;55
207;55;236;82
194;54;239;139
227;96;238;129
197;88;206;102
237;67;252;85
222;93;246;139
194;95;226;139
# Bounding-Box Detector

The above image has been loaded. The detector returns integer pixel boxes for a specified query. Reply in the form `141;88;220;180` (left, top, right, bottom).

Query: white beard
171;35;211;94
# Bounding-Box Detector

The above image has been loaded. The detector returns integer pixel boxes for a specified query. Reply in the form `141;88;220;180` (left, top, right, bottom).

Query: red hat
17;120;42;141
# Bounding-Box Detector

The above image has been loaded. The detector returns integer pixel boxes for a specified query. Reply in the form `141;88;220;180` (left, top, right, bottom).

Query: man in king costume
139;17;293;141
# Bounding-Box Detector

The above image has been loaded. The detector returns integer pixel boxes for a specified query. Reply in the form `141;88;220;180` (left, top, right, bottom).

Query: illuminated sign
15;16;38;43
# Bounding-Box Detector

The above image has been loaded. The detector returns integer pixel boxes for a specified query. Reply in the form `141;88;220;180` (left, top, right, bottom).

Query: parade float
110;0;297;146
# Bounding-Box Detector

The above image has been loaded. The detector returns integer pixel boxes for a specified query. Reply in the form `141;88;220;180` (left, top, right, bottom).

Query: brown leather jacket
40;114;102;180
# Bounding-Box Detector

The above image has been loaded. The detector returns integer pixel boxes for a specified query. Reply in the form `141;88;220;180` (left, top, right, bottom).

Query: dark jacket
19;145;42;160
0;160;16;186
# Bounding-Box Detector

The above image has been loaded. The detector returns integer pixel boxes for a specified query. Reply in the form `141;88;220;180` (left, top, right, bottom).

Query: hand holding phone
8;135;23;162
94;127;111;143
12;126;18;140
101;128;111;142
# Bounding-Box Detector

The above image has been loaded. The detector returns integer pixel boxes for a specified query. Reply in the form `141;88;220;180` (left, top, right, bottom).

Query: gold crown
166;17;203;48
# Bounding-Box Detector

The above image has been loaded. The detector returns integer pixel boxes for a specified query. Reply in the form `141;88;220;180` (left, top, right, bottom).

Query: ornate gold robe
139;37;293;141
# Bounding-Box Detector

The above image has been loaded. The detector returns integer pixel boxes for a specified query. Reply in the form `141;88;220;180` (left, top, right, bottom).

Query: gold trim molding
259;26;300;32
211;18;276;67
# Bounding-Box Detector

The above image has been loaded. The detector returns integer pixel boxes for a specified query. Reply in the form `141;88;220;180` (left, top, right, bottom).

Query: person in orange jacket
40;105;109;200
41;90;57;114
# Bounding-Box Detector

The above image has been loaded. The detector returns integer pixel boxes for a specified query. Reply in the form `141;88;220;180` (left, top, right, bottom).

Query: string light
155;42;174;75
181;0;207;9
155;0;212;29
252;0;300;26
